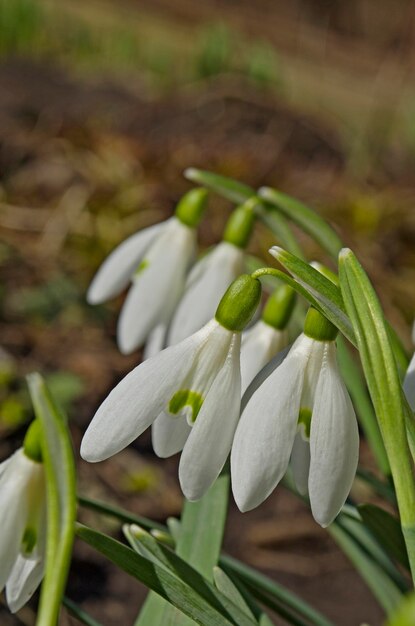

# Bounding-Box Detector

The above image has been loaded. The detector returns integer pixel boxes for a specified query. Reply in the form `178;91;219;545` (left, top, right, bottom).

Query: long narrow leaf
339;248;415;580
328;523;402;616
267;247;355;344
76;524;257;626
220;556;334;626
28;373;77;626
258;187;343;258
359;504;410;571
336;336;390;475
78;495;165;531
184;168;254;204
63;598;103;626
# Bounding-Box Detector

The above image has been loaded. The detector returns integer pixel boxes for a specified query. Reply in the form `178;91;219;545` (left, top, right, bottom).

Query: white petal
403;352;415;411
290;432;310;496
117;219;196;354
80;322;214;462
87;221;165;304
151;412;191;458
143;324;167;360
231;335;311;512
241;344;291;412
6;556;44;613
167;242;244;346
240;321;287;395
179;333;241;500
309;344;359;527
0;451;33;591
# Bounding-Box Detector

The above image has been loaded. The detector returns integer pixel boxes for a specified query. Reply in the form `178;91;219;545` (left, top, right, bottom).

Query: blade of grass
28;373;76;626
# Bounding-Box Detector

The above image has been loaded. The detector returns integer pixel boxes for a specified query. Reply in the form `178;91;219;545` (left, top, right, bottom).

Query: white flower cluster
0;424;46;613
82;204;366;528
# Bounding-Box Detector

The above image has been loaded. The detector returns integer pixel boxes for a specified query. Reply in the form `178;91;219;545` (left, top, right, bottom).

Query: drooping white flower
0;446;46;613
240;284;295;394
167;201;255;347
87;189;207;355
167;241;245;346
231;309;359;527
240;321;287;395
81;274;261;501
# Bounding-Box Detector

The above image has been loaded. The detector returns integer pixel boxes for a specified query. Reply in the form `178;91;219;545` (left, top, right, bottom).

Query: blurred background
1;0;415;624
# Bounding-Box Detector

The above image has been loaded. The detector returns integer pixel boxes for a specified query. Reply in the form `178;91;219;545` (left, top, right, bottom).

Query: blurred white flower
167;241;245;346
87;189;207;355
231;331;359;527
88;217;197;355
0;448;46;613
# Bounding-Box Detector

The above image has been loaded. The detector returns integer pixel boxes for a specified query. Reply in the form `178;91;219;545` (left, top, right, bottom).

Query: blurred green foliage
0;0;280;87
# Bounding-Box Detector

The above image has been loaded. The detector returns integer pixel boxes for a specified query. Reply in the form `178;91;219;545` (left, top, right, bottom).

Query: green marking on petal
169;389;204;423
134;259;149;277
22;526;37;555
298;407;312;440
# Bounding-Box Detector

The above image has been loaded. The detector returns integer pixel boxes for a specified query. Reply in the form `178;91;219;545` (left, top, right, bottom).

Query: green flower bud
262;285;296;330
215;274;261;332
223;199;256;249
23;420;43;463
304;307;338;342
175;188;208;227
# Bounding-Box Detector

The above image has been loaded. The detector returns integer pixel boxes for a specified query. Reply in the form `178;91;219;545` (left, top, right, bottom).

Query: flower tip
268;245;283;259
80;437;103;463
116;328;138;356
257;186;271;199
86;286;103;306
338;247;352;260
183;167;197;181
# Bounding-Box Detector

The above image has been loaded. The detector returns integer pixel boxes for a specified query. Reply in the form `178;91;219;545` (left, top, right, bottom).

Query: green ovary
298;407;312;440
22;526;37;555
134;259;149;276
169;389;204;424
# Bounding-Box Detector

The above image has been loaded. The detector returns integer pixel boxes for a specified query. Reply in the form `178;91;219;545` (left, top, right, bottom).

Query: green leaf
328;522;403;616
339;248;415;581
258;187;343;258
78;495;165;532
63;597;103;626
358;504;410;570
184;168;254;204
213;567;256;619
356;468;396;505
76;524;257;626
337;508;409;593
336;336;390;475
27;373;77;626
220;555;334;626
177;471;229;580
254;202;305;259
136;472;230;626
267;247;355;344
386;593;415;626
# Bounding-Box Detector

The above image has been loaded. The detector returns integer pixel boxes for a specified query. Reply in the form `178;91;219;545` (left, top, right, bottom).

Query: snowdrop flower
0;422;46;612
403;321;415;411
240;285;295;394
232;306;359;527
81;274;261;501
167;200;256;347
87;188;208;355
